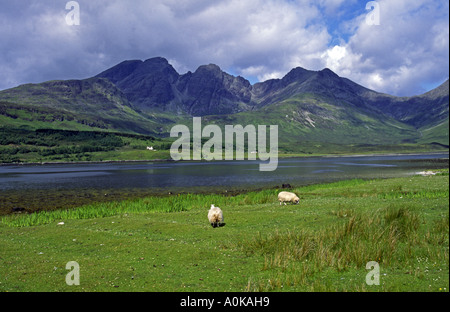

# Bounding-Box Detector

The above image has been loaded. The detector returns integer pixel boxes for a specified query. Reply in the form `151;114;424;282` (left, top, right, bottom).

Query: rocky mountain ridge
0;56;448;146
96;57;449;131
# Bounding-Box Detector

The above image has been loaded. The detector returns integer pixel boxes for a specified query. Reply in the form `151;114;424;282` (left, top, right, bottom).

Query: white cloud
319;0;449;95
0;0;448;96
321;45;347;69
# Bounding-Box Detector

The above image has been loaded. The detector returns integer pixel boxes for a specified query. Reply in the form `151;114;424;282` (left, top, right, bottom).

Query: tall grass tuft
1;188;280;227
2;179;372;227
242;206;446;291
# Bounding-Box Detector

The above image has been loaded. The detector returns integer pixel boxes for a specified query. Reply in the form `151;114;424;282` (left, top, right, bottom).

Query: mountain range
0;56;448;149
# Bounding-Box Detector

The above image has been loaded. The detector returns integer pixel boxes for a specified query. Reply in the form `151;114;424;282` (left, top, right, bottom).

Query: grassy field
0;172;448;292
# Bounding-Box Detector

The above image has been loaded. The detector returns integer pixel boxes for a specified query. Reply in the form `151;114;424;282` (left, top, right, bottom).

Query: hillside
94;57;448;145
362;80;449;129
0;57;448;155
0;77;175;135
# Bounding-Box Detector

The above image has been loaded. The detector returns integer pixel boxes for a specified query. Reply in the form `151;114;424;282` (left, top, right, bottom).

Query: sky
0;0;448;96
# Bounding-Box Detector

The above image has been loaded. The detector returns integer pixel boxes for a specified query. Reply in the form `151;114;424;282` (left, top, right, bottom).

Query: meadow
0;172;448;292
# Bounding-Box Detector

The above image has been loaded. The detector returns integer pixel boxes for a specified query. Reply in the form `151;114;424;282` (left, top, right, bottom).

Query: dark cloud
0;0;448;96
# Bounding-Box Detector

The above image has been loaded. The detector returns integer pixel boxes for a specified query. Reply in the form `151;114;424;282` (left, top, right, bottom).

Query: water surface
0;153;447;214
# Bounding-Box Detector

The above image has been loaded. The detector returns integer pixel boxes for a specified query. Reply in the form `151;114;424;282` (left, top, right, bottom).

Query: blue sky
0;0;448;96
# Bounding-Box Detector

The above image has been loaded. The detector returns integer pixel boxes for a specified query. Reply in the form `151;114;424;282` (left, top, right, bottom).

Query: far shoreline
0;150;448;167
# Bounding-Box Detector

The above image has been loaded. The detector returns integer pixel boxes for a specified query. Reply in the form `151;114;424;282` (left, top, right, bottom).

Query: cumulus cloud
0;0;448;96
320;0;449;95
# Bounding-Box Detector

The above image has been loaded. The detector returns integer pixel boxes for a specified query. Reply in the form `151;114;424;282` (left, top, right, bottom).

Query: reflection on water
0;153;448;214
333;162;396;167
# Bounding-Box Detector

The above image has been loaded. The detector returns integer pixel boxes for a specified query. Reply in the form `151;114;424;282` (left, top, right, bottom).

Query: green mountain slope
0;57;448;156
418;119;449;146
176;92;420;153
0;77;170;135
361;80;449;129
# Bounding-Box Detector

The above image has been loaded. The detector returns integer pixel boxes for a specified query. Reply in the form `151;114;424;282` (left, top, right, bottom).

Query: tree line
0;128;126;162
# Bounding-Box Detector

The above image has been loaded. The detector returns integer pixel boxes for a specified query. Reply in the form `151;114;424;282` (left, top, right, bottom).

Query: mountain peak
318;68;339;78
137;57;176;73
320;67;335;73
92;57;449;131
143;57;170;65
95;60;142;84
419;79;449;100
281;66;314;86
195;63;223;74
136;59;178;81
0;56;448;146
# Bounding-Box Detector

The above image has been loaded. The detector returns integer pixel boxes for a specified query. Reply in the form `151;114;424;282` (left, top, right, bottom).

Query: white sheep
208;204;224;228
278;191;299;205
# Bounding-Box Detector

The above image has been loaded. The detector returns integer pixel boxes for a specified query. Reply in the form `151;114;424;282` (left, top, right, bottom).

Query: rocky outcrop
96;56;448;130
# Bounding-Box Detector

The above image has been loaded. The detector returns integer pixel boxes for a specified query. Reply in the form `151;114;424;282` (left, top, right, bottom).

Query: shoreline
1;159;448;216
1;151;448;167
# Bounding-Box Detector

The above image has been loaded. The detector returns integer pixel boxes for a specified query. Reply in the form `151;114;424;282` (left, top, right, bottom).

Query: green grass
0;189;278;227
1;124;447;164
0;174;448;292
418;119;449;146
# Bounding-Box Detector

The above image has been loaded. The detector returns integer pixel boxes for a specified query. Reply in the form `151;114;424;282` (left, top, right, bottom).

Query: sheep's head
294;197;299;204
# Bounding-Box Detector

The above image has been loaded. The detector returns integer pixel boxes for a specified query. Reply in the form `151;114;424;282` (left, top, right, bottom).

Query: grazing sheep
278;191;299;205
208;204;224;228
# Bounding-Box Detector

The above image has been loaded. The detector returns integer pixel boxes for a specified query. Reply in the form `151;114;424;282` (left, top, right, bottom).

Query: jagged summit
0;56;447;145
96;57;254;115
93;57;448;133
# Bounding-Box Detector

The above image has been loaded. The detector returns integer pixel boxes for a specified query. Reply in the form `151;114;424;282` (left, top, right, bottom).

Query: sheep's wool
278;191;300;205
208;205;224;228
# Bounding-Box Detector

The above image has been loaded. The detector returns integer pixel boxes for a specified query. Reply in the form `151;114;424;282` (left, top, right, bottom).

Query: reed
0;187;280;227
242;205;447;291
